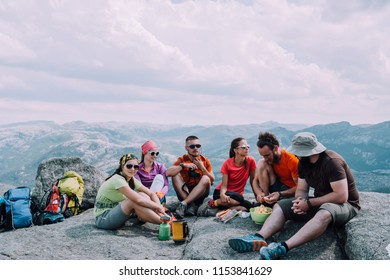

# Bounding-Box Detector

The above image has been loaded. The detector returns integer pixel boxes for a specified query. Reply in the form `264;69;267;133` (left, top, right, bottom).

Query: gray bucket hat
287;132;326;157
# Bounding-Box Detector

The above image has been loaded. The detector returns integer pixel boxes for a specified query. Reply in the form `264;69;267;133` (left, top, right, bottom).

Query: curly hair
257;131;279;149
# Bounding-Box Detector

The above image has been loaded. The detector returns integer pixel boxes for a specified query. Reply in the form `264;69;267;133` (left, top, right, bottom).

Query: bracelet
278;191;283;198
306;198;313;209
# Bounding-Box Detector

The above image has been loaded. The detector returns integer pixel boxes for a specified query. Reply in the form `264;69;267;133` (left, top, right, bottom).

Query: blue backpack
0;186;33;231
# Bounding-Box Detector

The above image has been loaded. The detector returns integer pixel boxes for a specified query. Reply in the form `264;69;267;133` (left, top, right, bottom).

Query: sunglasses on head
125;164;139;170
188;144;202;149
148;151;159;156
238;145;250;149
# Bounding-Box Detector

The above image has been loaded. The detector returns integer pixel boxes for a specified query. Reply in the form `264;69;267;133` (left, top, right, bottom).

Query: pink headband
141;140;158;155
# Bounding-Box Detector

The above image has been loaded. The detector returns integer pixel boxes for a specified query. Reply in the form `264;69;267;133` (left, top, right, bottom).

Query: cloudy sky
0;0;389;126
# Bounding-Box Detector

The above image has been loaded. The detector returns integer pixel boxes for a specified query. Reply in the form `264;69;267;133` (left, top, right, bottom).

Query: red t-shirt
215;156;257;195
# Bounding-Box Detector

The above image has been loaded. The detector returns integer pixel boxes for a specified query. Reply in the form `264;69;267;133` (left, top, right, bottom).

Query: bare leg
258;160;277;194
172;174;188;201
120;199;136;215
258;203;286;239
285;209;332;250
229;205;247;211
215;198;241;208
183;175;211;204
134;205;161;224
121;193;161;225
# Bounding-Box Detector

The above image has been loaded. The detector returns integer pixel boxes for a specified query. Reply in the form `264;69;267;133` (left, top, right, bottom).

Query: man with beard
166;135;215;218
252;132;298;206
228;132;360;259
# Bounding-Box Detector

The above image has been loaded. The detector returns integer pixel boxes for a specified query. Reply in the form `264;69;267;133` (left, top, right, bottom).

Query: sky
0;0;389;127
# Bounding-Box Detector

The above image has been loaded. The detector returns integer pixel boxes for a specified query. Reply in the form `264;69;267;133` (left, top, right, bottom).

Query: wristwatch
179;163;185;170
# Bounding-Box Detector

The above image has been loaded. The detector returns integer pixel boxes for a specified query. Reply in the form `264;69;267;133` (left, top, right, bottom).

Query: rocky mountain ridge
0;120;389;194
1;157;389;260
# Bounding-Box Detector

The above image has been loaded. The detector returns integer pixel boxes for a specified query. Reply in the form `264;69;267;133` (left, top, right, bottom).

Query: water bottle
158;215;171;241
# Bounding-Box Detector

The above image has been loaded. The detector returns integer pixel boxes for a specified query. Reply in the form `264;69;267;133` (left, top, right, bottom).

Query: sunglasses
125;164;139;170
148;151;159;156
188;144;202;149
238;145;250;149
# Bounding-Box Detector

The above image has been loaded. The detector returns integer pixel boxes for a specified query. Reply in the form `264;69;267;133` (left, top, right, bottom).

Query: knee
258;160;271;171
315;209;333;225
121;200;135;215
172;174;184;187
258;159;267;170
200;175;211;188
273;202;281;212
258;160;272;176
138;192;149;199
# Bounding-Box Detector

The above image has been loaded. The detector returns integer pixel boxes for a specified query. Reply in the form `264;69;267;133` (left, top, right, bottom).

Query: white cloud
0;33;36;61
0;0;389;126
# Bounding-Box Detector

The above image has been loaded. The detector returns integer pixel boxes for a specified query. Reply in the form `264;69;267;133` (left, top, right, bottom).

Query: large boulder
32;157;107;209
343;192;390;260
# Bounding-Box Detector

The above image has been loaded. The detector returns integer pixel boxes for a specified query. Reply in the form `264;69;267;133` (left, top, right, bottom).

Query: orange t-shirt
273;149;299;188
173;154;213;187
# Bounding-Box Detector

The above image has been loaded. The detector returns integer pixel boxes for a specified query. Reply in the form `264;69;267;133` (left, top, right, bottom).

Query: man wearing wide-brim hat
228;132;361;259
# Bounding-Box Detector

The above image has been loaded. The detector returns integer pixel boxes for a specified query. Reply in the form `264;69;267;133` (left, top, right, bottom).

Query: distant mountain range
0;120;389;194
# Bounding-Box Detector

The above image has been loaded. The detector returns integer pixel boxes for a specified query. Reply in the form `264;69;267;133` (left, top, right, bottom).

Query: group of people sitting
94;131;360;260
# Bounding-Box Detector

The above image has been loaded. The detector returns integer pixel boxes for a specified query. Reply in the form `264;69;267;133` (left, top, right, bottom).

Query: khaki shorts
278;197;359;226
95;203;130;230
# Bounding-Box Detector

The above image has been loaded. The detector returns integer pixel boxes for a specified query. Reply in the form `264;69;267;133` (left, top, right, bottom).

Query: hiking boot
185;202;198;216
197;197;219;217
259;242;287;260
166;201;180;213
228;234;267;253
174;202;187;219
198;206;219;217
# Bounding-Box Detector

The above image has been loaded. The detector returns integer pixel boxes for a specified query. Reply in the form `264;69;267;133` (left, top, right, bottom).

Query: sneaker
199;206;219;217
197;198;219;217
228;234;267;253
259;242;287;260
174;202;187;219
185;202;198;216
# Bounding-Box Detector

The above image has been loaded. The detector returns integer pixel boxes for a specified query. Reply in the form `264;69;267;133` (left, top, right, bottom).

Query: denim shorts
278;197;359;226
95;203;130;230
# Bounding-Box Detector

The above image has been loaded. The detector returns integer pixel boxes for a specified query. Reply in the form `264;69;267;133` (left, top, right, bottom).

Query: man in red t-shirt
252;132;298;206
166;135;214;218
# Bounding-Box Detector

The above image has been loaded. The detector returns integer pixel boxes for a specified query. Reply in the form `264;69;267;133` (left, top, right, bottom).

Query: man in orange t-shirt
252;132;298;206
166;135;215;218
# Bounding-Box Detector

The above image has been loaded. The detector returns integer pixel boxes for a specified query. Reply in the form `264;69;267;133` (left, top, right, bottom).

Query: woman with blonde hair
94;153;165;230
